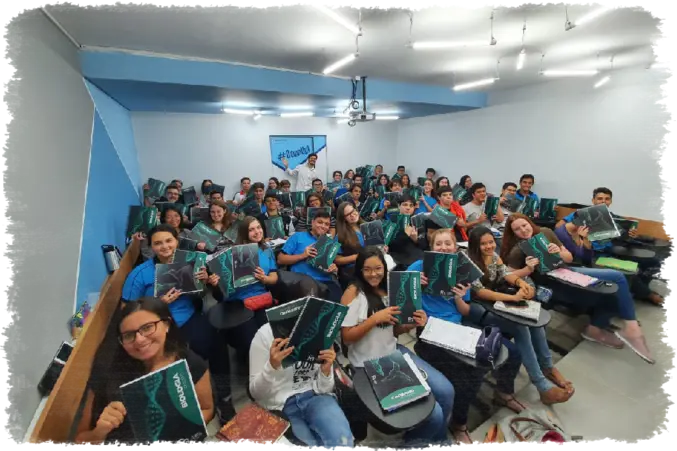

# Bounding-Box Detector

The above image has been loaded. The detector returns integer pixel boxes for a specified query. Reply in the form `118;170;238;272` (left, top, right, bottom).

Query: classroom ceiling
47;4;661;92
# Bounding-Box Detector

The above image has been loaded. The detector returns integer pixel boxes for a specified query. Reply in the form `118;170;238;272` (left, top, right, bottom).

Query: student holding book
555;187;663;306
463;182;505;230
340;248;454;447
209;190;224;203
495;182;518;230
249;322;353;447
278;210;342;302
258;191;294;238
435;185;469;242
344;169;355;181
233;177;252;205
198;179;213;207
464;227;574;403
385;194;425;269
347;183;363;210
76;298;215;443
293;193;336;237
415;179;437;214
515;174;539;202
501;214;654;363
250;182;267;214
372;164;383;180
407;228;527;443
334;202;366;288
376;179;404;218
376;174;390;194
205;200;236;247
121;226;234;424
458;175;473;206
233;217;280;326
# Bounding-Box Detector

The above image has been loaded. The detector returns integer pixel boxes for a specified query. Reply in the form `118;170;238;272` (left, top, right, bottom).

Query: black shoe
216;398;236;426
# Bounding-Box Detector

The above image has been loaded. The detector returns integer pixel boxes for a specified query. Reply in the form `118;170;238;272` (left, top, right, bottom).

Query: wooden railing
29;240;140;443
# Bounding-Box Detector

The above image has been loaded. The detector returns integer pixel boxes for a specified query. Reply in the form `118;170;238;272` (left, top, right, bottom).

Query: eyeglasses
119;320;165;345
361;267;385;276
345;209;358;217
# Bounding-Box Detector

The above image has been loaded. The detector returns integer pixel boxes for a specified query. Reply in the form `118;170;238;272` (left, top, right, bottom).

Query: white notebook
494;300;541;321
420;317;481;358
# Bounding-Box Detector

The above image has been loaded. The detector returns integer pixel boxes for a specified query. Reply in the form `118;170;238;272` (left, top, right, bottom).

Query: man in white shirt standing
282;154;318;192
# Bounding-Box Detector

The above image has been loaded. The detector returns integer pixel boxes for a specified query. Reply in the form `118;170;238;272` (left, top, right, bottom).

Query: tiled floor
218;299;669;445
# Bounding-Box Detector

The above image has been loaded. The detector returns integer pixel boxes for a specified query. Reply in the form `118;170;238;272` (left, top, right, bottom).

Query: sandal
542;367;574;393
451;425;473;444
492;392;527;414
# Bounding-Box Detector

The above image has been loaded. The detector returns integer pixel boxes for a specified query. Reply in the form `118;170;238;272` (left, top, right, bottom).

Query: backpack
484;408;571;443
475;326;502;368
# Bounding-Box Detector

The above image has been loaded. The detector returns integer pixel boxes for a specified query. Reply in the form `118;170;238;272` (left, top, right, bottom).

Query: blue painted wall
85;79;143;194
75;112;140;310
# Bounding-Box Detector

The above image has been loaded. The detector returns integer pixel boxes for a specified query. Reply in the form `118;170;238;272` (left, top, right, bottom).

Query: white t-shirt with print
342;291;397;368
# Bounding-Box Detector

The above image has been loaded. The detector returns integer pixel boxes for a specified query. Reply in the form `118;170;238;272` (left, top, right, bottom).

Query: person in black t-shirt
75;298;217;444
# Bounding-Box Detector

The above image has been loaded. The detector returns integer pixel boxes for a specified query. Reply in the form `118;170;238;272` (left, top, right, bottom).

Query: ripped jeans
282;391;354;447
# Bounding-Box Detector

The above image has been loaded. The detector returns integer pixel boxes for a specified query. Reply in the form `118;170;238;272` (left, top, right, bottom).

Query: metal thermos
102;245;122;273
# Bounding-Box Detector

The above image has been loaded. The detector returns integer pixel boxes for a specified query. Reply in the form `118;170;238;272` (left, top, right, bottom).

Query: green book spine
396;214;411;233
383;221;398;245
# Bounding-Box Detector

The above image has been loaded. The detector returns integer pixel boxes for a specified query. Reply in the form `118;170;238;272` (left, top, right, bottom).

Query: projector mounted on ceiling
343;76;376;127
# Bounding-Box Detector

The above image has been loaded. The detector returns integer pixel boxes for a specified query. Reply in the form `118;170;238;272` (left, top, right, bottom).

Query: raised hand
372;306;401;326
94;402;127;438
160;287;182;304
269;338;294;370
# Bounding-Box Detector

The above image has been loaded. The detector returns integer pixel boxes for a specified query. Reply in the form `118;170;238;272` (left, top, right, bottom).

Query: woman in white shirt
249;322;354;447
340;247;455;447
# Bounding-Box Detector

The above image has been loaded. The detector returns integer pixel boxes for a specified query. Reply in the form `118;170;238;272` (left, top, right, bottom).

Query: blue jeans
468;303;554;393
282;391;354;447
397;344;454;443
570;266;637;327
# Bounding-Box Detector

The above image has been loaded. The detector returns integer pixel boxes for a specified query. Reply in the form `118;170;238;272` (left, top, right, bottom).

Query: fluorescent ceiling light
323;53;358;75
280;112;314;118
312;5;360;35
516;49;526;71
222;108;256;115
575;7;611;27
280;105;313;110
542;70;598;77
412;40;488;50
452;78;497;91
593;76;610;88
375;115;400;120
337;118;350;124
253;113;262;120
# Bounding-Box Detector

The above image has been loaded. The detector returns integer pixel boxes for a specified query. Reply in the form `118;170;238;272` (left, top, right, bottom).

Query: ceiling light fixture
222;108;256;115
593;76;610;88
280;111;314;118
516;19;526;70
565;5;611;30
253;112;262;120
541;70;598;77
323;53;358;74
337;118;350;124
375;115;400;120
312;5;361;35
452;78;497;91
413;9;497;50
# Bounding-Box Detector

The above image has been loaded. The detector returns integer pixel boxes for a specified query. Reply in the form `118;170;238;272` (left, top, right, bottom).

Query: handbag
475;326;502;368
243;292;275;311
499;408;570;442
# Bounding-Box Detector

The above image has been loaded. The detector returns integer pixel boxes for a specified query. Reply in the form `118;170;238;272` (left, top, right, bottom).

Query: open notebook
493;300;541;321
419;317;481;358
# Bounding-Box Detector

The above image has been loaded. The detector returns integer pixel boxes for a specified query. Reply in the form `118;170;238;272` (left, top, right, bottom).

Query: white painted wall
395;68;668;221
132;113;398;198
0;8;94;447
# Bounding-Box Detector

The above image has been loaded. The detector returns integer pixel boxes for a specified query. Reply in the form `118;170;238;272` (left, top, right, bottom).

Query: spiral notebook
419;317;481;358
154;262;200;297
493;301;541;321
547;268;599;287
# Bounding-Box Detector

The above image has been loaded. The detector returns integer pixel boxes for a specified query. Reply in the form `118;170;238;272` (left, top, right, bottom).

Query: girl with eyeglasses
122;225;234;424
340;247;455;447
75;298;214;443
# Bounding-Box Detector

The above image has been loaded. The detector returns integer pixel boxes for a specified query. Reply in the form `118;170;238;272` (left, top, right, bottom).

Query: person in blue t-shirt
514;174;539;202
231;216;281;325
277;210;342;302
415;179;438;214
122;224;234;423
406;228;524;444
555;187;663;305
